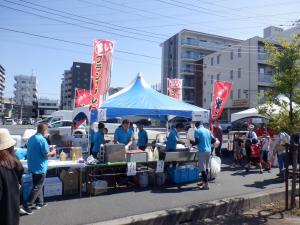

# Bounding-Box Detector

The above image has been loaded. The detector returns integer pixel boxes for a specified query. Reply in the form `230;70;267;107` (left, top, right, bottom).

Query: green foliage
260;34;300;134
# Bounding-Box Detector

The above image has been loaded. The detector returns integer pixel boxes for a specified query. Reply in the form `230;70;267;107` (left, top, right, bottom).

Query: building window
230;50;234;60
238;47;241;58
217;55;220;64
238;89;241;99
230;91;233;99
210;93;213;101
238;68;241;78
230;70;233;80
210;57;214;66
204;81;206;86
211;75;213;84
217;74;220;81
204;98;206;103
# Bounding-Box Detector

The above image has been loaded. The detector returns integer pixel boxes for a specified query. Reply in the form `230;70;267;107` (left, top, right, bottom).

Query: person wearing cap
137;122;148;150
114;119;133;150
244;124;257;162
0;128;24;225
23;123;56;214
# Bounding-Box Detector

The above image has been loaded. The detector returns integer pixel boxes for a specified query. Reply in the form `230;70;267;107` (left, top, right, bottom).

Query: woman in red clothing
244;139;263;174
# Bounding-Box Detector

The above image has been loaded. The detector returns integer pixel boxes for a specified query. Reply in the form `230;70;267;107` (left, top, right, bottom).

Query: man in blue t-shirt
23;123;56;214
114;119;133;150
194;121;213;190
92;122;105;158
166;123;185;152
137;123;148;150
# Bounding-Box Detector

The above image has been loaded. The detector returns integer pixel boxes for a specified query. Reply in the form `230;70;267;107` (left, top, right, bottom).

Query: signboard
75;88;91;108
91;40;114;109
167;78;183;100
98;108;107;121
192;111;209;123
156;160;164;173
127;162;136;176
232;99;248;107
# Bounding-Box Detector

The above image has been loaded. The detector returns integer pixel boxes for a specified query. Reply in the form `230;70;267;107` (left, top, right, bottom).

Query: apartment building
161;29;242;105
0;65;5;116
38;98;59;117
60;62;91;110
201;26;300;121
13;75;38;118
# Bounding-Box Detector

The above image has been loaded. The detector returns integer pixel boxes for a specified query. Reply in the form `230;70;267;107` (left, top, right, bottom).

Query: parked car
218;120;231;133
4;118;16;125
48;120;87;136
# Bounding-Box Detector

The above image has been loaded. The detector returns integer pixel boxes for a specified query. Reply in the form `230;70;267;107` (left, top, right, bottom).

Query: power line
0;27;160;59
16;0;168;38
0;2;161;43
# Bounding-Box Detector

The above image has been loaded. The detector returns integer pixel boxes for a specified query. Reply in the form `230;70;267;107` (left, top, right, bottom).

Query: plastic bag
213;138;220;148
209;156;221;178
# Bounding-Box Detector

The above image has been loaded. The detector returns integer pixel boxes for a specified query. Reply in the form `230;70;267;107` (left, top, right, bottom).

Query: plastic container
22;173;33;202
168;165;199;184
138;172;149;188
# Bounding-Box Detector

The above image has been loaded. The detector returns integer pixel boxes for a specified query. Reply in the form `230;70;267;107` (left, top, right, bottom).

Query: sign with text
156;160;164;173
127;162;136;176
192;111;209;123
91;39;114;109
211;81;232;121
167;78;183;100
98;108;107;121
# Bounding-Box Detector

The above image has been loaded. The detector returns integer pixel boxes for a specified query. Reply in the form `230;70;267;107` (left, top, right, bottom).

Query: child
260;132;271;171
245;139;263;174
232;132;243;167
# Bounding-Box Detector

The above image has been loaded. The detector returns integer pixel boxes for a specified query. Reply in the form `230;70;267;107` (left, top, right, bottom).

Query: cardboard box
44;177;62;197
60;170;79;195
88;180;108;196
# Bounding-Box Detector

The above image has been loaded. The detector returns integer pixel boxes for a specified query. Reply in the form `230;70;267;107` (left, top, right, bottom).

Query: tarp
231;104;281;122
100;73;209;121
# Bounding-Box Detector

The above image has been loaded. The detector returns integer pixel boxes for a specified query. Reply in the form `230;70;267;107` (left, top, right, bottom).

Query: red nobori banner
91;39;114;109
211;81;232;121
75;88;91;108
167;78;183;100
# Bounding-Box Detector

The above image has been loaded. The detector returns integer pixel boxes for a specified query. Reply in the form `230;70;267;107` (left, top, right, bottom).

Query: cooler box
126;150;147;162
44;177;62;197
22;173;33;202
88;180;108;195
168;165;199;184
104;144;126;162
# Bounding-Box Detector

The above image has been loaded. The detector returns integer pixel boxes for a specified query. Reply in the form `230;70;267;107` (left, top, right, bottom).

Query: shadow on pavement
244;178;283;189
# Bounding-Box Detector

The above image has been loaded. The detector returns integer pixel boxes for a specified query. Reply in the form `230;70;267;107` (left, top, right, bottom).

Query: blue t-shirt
15;148;27;160
194;126;213;153
137;129;148;147
114;127;133;145
92;131;105;153
89;129;95;143
166;129;179;151
27;133;50;174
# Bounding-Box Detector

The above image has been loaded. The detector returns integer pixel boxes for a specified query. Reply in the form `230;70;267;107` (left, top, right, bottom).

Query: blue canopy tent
95;73;209;122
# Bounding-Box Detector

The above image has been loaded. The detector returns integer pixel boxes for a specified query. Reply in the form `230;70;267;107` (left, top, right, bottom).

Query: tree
262;33;300;209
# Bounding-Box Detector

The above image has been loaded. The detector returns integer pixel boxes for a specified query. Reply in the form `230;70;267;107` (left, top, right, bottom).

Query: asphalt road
20;160;284;225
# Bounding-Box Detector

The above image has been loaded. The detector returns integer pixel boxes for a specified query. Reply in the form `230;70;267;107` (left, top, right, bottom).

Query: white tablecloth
21;160;85;172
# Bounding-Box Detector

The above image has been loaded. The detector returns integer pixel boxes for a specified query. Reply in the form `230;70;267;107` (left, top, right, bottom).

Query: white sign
192;111;209;123
156;160;164;173
98;109;107;121
127;162;136;176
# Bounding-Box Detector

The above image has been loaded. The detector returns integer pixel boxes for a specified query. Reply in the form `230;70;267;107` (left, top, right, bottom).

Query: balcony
181;39;224;51
258;73;273;83
181;53;202;61
257;53;271;60
180;68;195;74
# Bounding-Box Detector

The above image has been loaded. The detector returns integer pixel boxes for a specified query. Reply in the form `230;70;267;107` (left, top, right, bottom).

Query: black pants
26;173;46;206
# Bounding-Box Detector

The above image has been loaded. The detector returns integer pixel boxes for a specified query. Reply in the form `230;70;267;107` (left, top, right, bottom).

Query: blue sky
1;0;299;99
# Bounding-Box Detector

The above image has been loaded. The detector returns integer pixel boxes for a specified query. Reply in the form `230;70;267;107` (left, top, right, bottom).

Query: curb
87;186;288;225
